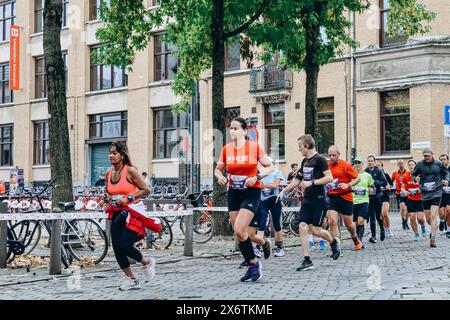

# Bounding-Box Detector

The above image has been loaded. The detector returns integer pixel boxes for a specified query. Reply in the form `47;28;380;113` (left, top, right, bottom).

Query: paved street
0;214;449;300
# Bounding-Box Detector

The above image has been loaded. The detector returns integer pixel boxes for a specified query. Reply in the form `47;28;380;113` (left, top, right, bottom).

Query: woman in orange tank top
105;141;153;291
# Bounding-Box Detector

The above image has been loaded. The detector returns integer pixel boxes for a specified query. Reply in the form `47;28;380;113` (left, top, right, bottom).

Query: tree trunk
304;19;321;139
211;0;230;236
43;0;73;206
304;63;320;137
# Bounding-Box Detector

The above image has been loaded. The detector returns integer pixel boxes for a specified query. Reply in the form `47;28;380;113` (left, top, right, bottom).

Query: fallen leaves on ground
72;256;94;267
8;256;48;269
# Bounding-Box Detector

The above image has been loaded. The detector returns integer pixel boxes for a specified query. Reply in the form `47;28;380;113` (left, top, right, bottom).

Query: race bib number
409;188;420;196
230;175;248;190
326;179;340;192
354;187;366;196
443;187;450;194
262;188;275;197
423;182;436;192
400;191;408;197
303;167;314;181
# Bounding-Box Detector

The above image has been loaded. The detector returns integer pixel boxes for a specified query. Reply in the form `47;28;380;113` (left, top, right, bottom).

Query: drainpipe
350;10;356;160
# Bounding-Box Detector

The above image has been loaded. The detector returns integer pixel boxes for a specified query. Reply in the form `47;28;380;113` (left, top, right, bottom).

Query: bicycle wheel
147;217;173;249
288;211;300;237
6;227;16;263
282;212;292;235
179;211;214;243
64;219;108;264
10;220;42;255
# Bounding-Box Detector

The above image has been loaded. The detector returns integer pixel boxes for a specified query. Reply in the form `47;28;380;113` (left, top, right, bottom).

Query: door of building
90;143;111;185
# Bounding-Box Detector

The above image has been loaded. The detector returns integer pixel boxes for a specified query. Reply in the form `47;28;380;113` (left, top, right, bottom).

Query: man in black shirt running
278;134;340;271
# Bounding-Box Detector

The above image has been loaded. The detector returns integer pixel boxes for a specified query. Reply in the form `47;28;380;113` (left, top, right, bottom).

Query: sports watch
127;194;135;203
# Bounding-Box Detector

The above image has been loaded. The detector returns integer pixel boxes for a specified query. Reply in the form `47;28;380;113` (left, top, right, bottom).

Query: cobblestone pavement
0;214;449;300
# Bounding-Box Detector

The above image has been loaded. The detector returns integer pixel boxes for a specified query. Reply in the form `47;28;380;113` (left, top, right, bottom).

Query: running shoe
446;231;450;239
319;239;327;251
430;239;437;248
309;240;315;251
354;239;363;250
239;260;248;269
414;234;420;241
330;238;341;260
240;261;263;282
369;237;377;243
380;230;386;241
254;246;261;258
296;259;314;271
273;247;285;257
250;261;262;282
119;278;141;291
421;226;427;237
439;220;445;232
240;264;253;282
262;240;271;259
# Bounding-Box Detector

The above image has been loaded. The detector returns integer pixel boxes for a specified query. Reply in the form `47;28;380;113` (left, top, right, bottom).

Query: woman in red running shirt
215;117;274;282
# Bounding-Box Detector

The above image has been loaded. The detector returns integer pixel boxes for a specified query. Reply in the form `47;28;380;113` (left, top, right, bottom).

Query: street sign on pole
445;125;450;138
445;105;450;125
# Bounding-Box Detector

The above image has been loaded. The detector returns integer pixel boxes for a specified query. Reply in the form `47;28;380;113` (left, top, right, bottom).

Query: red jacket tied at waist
106;203;162;238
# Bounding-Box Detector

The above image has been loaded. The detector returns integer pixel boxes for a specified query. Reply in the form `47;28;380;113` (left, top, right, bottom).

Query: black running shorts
406;198;424;213
422;197;441;211
353;203;369;222
298;195;327;227
327;194;353;216
228;188;261;228
440;194;450;208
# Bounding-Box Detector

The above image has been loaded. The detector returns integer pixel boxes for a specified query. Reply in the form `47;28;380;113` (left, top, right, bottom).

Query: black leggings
369;197;384;238
260;197;282;232
110;211;143;269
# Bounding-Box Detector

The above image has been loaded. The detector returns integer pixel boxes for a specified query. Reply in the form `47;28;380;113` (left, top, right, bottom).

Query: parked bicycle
5;180;108;268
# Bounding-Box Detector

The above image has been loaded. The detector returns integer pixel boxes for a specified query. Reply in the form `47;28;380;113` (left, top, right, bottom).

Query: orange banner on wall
10;25;20;91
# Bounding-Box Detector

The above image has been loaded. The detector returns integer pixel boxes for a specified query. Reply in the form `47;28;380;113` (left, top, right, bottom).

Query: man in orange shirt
0;180;6;196
326;146;363;250
391;159;410;230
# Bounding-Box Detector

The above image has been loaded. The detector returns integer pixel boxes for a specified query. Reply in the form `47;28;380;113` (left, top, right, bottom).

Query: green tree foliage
95;0;270;111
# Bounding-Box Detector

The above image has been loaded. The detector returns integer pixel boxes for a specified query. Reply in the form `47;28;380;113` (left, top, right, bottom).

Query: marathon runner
215;117;274;282
438;154;450;235
391;160;410;230
352;156;374;246
411;147;449;247
257;156;286;257
403;159;426;240
326;146;363;251
105;141;154;291
277;134;340;271
377;161;394;237
365;156;388;243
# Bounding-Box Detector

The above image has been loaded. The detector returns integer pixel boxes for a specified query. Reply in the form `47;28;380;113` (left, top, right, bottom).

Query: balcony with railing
249;65;293;93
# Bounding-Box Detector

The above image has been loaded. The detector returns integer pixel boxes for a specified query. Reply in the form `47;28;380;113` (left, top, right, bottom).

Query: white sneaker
119;277;141;291
273;247;285;257
143;257;156;282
